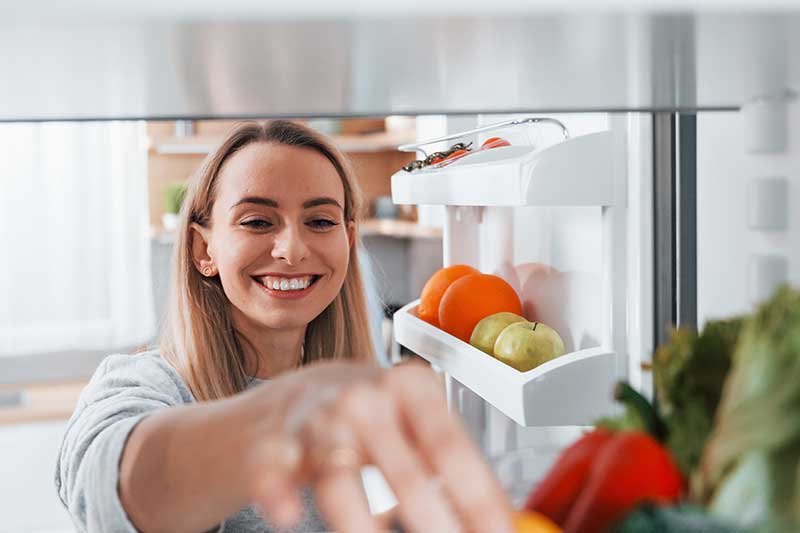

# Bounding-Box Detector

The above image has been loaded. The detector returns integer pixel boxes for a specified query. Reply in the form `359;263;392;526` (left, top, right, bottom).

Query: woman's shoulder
81;349;195;407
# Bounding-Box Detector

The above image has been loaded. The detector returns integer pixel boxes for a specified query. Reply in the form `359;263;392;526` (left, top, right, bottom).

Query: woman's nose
271;224;310;265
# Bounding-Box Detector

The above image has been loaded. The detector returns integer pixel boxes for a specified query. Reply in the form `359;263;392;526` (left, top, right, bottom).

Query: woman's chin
253;309;320;331
270;319;311;331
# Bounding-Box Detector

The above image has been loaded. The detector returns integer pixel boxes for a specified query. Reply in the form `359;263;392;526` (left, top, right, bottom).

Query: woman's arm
115;360;515;533
118;393;259;533
117;363;366;532
55;353;292;533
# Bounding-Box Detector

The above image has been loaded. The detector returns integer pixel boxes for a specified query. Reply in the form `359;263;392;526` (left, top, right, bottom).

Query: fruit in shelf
418;264;479;328
513;510;562;533
446;148;469;159
439;273;523;342
401;141;473;172
482;136;512;149
435;148;472;168
516;262;558;289
493;321;565;372
493;260;522;295
470;312;527;355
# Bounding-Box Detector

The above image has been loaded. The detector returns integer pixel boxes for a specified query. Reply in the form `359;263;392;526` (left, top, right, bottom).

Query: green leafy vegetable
597;315;743;494
700;286;800;529
614;504;748;533
654;317;744;493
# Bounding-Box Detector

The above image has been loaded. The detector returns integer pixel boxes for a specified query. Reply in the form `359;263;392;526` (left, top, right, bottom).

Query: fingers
315;467;380;533
300;413;380;533
248;436;304;529
267;362;512;533
253;475;303;529
384;364;515;533
336;384;463;533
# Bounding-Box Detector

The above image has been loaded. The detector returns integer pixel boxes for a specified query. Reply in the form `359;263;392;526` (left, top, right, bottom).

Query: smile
252;274;322;298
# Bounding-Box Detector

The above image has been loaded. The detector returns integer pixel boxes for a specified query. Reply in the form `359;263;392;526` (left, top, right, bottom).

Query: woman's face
195;142;353;333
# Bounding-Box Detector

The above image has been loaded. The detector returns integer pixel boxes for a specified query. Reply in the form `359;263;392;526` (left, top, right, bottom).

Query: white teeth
259;276;315;291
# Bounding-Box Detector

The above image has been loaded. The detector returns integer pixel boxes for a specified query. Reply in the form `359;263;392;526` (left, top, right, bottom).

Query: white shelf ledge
393;300;619;426
391;131;616;207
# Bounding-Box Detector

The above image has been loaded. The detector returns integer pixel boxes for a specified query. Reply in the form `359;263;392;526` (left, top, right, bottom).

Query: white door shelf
391;131;616;207
393;300;620;427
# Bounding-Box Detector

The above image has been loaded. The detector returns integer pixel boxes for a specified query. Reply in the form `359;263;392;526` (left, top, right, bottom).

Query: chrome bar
397;117;570;156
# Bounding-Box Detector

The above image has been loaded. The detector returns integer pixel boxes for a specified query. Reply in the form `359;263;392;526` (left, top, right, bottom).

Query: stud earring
203;266;214;276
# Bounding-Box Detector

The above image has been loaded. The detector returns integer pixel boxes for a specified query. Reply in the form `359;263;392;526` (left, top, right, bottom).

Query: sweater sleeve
54;352;195;533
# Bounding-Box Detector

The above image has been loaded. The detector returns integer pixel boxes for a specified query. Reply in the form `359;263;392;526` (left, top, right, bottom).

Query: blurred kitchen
2;2;800;532
0;115;445;531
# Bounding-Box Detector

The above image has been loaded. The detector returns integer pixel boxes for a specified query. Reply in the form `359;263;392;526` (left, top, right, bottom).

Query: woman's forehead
216;142;345;206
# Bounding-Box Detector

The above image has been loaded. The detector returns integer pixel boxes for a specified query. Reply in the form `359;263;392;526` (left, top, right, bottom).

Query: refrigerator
2;6;799;515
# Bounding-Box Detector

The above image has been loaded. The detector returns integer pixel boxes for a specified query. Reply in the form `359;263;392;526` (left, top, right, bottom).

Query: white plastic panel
747;176;788;230
742;98;788;153
749;254;788;304
391;132;616;207
698;109;800;325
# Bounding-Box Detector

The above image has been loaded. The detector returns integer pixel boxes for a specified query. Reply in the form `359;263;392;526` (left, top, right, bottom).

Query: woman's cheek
228;233;268;267
330;233;351;276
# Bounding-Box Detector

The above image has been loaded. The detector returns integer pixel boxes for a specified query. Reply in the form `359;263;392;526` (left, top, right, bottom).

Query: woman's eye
241;219;273;229
308;219;338;230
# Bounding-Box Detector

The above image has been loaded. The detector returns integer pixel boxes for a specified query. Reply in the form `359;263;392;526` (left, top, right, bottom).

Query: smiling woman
55;120;515;533
168;122;374;397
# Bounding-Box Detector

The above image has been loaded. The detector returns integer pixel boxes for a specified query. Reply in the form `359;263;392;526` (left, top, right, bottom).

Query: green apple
492;321;566;372
469;312;527;355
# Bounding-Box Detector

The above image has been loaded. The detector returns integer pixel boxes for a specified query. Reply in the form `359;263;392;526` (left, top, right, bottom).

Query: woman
56;120;514;533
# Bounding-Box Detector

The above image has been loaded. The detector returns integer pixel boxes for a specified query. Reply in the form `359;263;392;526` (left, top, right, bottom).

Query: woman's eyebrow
230;196;279;210
303;197;343;210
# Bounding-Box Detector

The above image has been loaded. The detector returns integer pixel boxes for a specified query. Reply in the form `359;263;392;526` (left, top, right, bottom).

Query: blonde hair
160;120;375;401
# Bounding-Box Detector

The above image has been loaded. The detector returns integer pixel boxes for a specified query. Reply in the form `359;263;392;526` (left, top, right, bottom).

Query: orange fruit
417;264;479;327
514;510;562;533
439;273;523;342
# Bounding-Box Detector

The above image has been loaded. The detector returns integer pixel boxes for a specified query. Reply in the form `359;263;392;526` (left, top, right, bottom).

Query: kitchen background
1;107;798;531
0;115;436;531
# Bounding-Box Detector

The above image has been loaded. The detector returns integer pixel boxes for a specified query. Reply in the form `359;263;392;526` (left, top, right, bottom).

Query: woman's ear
190;223;217;277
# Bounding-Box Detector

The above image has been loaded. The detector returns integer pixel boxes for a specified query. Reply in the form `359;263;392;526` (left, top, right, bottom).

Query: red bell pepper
523;429;614;525
525;382;684;532
562;431;683;533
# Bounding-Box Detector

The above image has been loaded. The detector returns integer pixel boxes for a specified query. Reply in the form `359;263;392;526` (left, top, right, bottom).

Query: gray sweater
55;351;328;532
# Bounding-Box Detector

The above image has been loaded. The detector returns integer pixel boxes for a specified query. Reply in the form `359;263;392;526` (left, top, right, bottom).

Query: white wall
697;106;800;325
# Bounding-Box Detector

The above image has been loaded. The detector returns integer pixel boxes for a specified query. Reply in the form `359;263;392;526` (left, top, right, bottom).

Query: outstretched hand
241;361;515;533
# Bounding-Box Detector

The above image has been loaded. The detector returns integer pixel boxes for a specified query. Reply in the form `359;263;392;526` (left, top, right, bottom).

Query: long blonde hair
160;120;375;401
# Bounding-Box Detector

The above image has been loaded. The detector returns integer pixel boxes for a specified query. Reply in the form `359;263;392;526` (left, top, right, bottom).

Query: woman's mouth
252;274;322;299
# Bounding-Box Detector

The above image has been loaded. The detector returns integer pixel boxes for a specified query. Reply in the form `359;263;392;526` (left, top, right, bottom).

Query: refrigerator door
392;113;655;457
